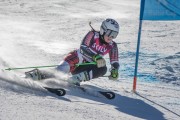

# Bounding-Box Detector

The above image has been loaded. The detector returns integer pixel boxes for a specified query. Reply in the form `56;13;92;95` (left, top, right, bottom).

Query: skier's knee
101;66;107;76
56;61;70;73
92;66;107;78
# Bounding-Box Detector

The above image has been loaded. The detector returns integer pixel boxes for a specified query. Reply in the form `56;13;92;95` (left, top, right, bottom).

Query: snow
0;0;180;120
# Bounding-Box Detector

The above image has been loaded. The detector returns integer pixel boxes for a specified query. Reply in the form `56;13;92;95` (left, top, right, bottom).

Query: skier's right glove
93;55;106;68
108;69;119;80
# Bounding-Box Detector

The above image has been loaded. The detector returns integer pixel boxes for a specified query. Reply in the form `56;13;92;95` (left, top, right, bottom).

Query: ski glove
108;69;119;80
93;55;106;68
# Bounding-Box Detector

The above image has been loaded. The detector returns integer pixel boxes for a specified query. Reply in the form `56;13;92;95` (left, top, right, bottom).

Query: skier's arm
109;42;119;69
109;42;119;80
80;31;96;59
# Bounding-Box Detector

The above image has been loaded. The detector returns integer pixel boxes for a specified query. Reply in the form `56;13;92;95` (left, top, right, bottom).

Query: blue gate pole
133;20;143;92
133;0;145;92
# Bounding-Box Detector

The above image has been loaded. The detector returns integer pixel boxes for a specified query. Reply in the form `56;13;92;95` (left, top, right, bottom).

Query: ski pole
4;62;97;71
4;65;59;71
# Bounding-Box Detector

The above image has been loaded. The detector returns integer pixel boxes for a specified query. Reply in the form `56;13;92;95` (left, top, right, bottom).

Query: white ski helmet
100;18;119;39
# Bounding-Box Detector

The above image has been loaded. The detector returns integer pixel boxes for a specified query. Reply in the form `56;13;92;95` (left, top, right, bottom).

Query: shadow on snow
67;84;165;120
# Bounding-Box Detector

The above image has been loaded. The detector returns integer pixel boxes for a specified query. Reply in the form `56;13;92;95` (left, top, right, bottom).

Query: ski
20;76;66;96
72;85;115;100
43;83;115;99
21;74;113;98
99;91;115;99
43;87;66;96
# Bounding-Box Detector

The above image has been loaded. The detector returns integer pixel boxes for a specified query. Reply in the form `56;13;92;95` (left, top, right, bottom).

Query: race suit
60;31;119;79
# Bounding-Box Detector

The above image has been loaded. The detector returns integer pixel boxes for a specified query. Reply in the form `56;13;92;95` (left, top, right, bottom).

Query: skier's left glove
108;69;119;80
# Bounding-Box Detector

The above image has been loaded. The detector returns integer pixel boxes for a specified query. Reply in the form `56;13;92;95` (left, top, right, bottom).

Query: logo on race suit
92;43;107;53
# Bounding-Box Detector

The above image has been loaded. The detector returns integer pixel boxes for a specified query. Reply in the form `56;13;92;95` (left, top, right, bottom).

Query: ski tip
56;88;66;96
44;87;66;96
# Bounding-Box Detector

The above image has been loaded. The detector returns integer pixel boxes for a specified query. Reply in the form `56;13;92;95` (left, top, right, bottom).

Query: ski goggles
105;29;118;39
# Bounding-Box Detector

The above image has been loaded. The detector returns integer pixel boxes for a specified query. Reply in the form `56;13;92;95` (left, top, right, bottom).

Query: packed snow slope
0;0;180;120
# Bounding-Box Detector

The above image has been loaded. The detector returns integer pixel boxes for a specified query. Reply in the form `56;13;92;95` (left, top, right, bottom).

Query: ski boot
68;71;89;86
25;69;43;80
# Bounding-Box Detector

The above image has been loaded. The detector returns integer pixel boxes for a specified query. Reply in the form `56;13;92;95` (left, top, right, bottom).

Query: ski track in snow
0;0;180;120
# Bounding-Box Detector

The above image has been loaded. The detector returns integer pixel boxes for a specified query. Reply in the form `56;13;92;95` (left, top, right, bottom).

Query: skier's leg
25;60;70;80
25;68;55;80
25;59;70;80
68;64;107;85
56;60;70;73
25;69;42;80
72;64;107;78
56;50;80;73
25;50;79;80
67;71;90;86
90;66;107;78
56;50;85;85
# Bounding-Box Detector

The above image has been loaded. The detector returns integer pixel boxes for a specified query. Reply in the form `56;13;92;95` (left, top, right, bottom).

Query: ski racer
25;18;120;86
